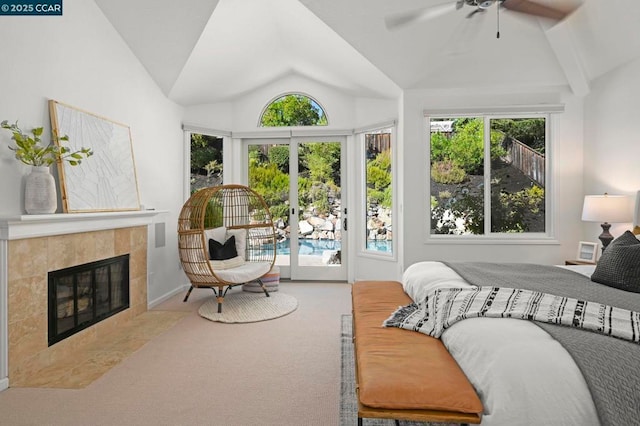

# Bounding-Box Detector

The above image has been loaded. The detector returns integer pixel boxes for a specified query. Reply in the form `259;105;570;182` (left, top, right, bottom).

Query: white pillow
209;255;245;270
203;226;227;258
226;228;247;260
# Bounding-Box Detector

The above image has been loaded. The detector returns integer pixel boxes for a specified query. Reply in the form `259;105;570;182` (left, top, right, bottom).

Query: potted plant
1;120;93;214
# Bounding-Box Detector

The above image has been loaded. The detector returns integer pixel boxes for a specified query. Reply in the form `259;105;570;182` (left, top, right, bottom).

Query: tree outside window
430;116;546;235
260;94;327;127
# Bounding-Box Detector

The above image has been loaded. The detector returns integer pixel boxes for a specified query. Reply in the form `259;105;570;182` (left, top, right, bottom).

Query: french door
245;137;347;281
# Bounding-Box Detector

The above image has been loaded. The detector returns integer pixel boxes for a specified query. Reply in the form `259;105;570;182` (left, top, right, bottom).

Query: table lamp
581;193;633;252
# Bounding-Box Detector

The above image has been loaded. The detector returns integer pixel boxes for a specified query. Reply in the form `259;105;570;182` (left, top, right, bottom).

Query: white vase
24;166;57;214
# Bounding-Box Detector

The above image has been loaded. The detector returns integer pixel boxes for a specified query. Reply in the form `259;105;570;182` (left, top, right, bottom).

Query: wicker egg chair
178;184;277;312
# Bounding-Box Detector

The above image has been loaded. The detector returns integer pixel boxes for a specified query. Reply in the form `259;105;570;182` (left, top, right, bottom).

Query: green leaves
260;94;326;127
1;120;93;167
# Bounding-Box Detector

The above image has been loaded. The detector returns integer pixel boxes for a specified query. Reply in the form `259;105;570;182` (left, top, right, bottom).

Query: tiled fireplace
0;211;159;390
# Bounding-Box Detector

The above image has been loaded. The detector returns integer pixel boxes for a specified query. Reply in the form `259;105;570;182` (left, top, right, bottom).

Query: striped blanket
384;286;640;344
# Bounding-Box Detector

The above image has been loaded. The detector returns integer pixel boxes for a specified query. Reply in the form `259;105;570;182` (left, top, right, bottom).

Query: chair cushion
227;228;247;259
209;256;245;270
212;261;272;283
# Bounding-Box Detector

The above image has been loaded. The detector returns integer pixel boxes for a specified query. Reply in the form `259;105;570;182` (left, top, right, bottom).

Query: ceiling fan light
479;0;494;8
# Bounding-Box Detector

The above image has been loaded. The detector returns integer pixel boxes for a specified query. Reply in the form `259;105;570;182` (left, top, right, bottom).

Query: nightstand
565;260;596;266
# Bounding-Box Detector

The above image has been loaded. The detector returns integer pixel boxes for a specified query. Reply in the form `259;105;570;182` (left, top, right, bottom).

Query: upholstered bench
351;281;483;425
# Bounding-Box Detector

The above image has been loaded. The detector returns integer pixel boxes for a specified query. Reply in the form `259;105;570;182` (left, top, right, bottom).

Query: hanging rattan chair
178;184;277;312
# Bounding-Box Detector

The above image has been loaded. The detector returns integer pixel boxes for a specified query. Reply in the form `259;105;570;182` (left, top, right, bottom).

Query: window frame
425;112;556;243
258;92;329;127
357;122;397;260
182;125;231;203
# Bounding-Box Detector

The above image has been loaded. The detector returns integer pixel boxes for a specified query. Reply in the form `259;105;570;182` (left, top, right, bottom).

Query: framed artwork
49;100;141;212
577;241;598;263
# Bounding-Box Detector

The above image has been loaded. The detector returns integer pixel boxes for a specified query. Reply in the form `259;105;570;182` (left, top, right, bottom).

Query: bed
391;232;640;425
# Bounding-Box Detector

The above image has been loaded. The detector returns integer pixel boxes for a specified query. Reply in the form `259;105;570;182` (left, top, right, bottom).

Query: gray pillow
591;231;640;293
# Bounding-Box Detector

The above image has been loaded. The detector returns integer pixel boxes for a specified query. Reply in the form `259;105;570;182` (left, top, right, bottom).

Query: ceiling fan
385;0;580;32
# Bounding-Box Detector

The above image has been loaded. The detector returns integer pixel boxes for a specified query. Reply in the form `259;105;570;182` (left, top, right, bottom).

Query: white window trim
425;112;557;243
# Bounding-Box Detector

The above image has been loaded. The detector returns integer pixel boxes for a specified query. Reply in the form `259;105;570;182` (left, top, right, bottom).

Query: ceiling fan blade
501;0;579;22
385;2;458;31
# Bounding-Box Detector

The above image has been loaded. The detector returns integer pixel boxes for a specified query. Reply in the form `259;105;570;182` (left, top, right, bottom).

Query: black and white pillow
208;235;238;260
591;231;640;293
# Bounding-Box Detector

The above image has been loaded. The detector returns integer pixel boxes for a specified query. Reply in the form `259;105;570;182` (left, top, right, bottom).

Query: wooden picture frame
49;100;141;212
577;241;598;263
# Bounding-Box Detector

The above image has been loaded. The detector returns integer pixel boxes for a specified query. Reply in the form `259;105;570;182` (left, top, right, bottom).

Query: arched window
259;93;328;127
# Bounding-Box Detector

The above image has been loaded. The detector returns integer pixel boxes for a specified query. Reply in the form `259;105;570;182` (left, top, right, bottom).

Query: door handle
343;218;347;231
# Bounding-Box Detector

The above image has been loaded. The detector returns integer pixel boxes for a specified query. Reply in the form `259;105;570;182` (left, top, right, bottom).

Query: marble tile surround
7;226;148;386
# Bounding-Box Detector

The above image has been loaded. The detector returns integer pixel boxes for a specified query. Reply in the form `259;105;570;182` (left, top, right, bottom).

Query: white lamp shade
581;195;633;223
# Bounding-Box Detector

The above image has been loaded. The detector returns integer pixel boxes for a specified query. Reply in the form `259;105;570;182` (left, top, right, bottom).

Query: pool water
275;239;340;255
272;239;392;255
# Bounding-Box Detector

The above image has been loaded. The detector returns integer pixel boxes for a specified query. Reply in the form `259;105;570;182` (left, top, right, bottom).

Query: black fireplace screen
48;254;130;346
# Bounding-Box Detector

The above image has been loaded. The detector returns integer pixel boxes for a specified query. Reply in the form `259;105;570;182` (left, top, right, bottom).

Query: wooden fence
366;133;391;155
506;138;545;187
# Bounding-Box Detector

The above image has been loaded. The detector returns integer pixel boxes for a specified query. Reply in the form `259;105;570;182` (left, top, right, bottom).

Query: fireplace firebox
48;254;130;346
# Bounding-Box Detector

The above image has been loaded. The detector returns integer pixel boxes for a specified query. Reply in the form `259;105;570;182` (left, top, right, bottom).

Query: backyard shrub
431;160;466;184
430;119;507;175
430;132;449;163
268;145;290;173
367;149;392;209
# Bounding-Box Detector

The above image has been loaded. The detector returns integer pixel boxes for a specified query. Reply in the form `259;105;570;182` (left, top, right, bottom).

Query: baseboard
147;285;189;309
0;377;8;392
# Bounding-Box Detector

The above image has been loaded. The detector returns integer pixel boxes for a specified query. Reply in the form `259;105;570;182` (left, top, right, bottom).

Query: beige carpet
12;310;190;389
198;291;297;323
0;282;353;426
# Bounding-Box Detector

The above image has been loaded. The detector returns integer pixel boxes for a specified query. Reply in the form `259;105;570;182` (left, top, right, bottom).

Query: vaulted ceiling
95;0;640;106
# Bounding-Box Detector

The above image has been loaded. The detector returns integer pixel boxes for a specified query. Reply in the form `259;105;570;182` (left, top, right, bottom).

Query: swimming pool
271;239;392;255
274;239;340;255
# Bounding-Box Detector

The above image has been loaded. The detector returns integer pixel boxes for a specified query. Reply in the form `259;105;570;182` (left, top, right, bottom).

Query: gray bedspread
444;262;640;426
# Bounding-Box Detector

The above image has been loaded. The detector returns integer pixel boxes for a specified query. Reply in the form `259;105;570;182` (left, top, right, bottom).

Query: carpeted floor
0;282;353;426
340;315;459;426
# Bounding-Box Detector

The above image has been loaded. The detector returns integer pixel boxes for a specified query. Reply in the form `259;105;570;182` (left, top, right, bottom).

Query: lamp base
599;222;613;252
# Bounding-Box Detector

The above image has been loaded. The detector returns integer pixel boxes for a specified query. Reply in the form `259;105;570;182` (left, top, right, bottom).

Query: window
429;115;547;236
190;133;223;194
364;128;393;253
259;93;327;127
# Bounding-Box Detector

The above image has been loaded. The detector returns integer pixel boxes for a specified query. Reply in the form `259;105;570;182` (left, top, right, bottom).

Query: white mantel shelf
0;210;166;240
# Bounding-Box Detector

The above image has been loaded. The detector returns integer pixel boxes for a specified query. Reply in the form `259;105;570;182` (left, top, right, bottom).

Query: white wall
0;0;187;302
400;86;585;272
183;74;361;132
583;58;640;242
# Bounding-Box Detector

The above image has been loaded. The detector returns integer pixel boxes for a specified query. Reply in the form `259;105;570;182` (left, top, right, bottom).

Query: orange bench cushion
352;280;483;415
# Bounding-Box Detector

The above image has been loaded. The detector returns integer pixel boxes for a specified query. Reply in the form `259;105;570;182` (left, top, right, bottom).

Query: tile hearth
13;310;188;388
